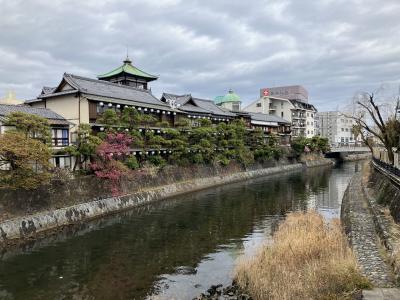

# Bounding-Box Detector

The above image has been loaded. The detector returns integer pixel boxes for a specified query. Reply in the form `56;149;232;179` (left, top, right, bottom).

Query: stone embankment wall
299;152;334;168
341;169;395;287
340;161;400;287
0;162;309;244
303;158;333;168
368;161;400;223
343;153;371;162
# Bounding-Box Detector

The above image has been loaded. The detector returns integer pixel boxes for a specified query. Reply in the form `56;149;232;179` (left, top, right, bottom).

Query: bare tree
351;123;374;153
347;92;400;164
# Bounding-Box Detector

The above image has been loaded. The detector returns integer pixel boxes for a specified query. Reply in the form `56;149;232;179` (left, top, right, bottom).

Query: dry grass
235;211;371;300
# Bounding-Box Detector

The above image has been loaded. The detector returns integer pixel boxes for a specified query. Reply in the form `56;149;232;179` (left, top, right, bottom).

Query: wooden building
160;93;236;126
26;59;177;140
0;104;72;168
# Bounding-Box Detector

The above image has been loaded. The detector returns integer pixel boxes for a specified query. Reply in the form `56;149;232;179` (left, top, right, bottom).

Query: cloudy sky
1;0;400;110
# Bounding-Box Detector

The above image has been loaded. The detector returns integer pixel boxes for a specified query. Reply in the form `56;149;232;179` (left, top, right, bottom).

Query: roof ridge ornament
166;98;181;109
123;55;132;65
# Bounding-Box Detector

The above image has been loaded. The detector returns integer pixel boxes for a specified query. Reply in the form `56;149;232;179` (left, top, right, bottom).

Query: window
52;128;69;146
341;128;344;131
256;103;262;107
307;113;309;117
53;156;72;169
281;112;284;117
311;113;313;118
232;103;240;112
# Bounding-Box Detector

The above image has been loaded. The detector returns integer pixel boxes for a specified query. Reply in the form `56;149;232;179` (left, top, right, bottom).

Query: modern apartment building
244;85;317;138
260;85;308;103
316;111;358;147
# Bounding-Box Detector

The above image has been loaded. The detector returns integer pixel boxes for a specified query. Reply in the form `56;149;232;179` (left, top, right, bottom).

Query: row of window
341;137;354;142
340;119;354;124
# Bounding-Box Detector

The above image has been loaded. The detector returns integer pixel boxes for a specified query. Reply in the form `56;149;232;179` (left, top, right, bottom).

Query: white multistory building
316;111;359;147
243;85;317;138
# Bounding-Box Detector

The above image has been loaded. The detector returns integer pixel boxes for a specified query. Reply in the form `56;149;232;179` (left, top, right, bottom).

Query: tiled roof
41;86;56;95
162;93;192;105
192;98;236;117
290;99;317;112
97;58;158;80
161;93;236;117
248;112;290;124
38;73;173;111
0;104;70;125
178;103;210;114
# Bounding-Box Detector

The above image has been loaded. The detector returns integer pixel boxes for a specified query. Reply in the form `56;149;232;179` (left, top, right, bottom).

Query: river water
0;162;360;300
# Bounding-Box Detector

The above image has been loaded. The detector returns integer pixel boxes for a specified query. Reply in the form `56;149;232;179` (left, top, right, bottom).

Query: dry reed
235;211;370;300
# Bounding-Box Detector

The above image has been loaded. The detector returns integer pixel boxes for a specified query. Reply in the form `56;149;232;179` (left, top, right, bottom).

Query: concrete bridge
328;146;370;153
325;147;371;160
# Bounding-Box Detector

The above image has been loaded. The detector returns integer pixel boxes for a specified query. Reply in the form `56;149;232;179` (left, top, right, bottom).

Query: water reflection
0;162;359;300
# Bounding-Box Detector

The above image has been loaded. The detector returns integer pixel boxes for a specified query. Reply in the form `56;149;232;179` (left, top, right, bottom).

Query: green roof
221;89;241;104
97;57;158;81
214;95;224;105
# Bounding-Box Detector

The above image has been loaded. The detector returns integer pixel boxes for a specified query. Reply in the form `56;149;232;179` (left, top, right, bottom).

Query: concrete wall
41;95;80;126
243;97;266;114
243;97;293;122
305;111;315;138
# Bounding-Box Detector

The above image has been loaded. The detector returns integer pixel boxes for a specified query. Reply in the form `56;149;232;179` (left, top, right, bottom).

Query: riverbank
0;160;357;299
341;171;395;287
233;211;370;299
0;160;333;246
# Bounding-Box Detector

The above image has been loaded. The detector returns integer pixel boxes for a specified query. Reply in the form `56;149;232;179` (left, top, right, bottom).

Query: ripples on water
0;162;360;300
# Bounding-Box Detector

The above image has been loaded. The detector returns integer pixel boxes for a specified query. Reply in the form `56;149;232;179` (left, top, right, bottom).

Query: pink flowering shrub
90;133;133;195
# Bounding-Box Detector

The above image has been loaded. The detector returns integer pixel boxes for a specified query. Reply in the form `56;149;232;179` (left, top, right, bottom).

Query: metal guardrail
371;157;400;189
372;157;400;177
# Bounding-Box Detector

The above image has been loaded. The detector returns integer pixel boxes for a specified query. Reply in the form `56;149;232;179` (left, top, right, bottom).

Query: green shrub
237;147;255;166
192;153;204;164
148;155;166;167
125;156;139;170
215;154;230;166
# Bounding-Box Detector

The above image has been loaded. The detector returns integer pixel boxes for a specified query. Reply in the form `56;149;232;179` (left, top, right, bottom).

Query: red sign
263;89;269;96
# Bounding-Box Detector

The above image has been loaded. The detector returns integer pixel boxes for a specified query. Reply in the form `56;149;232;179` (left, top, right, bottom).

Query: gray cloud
0;0;400;110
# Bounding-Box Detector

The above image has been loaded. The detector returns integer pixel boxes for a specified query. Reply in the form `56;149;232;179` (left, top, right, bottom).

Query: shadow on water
0;162;361;300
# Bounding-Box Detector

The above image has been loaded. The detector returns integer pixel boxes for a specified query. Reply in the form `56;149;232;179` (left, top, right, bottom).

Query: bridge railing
329;146;370;153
